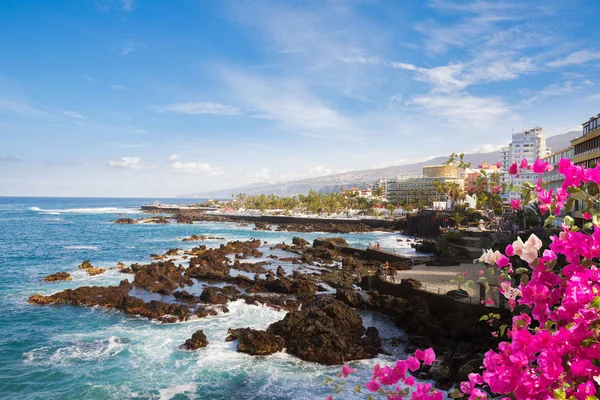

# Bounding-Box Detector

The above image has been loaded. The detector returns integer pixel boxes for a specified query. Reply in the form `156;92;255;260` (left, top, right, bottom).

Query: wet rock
173;290;200;304
182;234;208;242
221;286;241;296
112;218;136;224
292;237;309;247
43;272;72;282
267;297;380;365
313;238;348;249
225;328;284;355
132;261;192;295
200;287;229;304
180;330;209;350
78;260;106;276
429;363;452;382
457;358;483;383
276;266;286;278
165;248;180;256
78;260;93;270
253;222;271;231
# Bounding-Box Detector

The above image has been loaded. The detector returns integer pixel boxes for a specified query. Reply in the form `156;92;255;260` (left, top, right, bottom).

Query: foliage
227;190;392;216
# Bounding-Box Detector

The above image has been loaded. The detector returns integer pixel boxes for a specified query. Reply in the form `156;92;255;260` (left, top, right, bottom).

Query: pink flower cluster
463;158;600;399
328;158;600;400
365;348;443;400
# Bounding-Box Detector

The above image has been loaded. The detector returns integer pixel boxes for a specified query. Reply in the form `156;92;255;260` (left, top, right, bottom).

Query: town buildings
384;165;464;206
572;113;600;167
501;127;551;202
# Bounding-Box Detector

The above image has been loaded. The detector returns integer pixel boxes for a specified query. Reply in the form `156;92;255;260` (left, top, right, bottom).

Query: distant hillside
178;130;580;198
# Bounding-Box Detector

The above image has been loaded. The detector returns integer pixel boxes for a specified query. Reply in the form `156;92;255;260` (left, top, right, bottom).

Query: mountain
177;130;581;198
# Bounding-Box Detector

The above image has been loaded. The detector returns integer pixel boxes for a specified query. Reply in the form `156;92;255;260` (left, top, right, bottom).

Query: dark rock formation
43;272;71;282
132;261;193;295
180;330;209;350
112;218;136;224
173;290;200;303
28;280;191;323
225;328;284;355
266;297;380;365
313;237;348;249
200;287;229;304
292;237;309;247
78;260;105;276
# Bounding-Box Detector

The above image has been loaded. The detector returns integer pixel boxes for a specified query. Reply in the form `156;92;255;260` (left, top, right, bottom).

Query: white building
501;127;551;202
370;179;388;198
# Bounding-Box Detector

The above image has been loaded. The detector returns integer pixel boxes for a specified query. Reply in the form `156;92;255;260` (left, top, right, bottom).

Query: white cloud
169;156;224;176
410;94;511;125
547;49;600;67
246;167;270;181
222;69;363;141
63;111;84;119
107;157;152;170
277;165;346;181
157;102;242;115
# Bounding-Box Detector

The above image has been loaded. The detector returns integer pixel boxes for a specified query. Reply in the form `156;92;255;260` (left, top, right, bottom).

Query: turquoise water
0;197;419;400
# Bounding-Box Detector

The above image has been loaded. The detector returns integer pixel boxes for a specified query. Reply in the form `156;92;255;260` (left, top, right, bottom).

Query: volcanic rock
225;328;284;355
200;287;229;304
292;237;309;247
266;297;380;365
180;330;209;350
132;261;192;295
43;272;72;282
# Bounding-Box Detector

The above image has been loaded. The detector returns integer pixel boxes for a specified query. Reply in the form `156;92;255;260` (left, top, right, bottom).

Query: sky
1;0;600;197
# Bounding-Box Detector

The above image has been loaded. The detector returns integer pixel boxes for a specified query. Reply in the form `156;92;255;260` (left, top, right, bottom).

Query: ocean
0;197;421;400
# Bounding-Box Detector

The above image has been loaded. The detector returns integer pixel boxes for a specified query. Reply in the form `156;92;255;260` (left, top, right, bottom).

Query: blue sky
1;0;600;197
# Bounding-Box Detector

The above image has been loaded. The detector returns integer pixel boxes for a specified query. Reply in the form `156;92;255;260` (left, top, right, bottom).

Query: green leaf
590;297;600;310
480;315;489;321
521;274;530;285
543;215;556;228
593;213;600;227
478;276;488;282
492;313;501;319
515;267;530;274
567;186;582;194
553;389;566;400
499;324;507;337
449;388;464;398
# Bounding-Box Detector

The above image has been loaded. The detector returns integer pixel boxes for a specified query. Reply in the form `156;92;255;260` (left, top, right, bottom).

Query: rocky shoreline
29;233;503;390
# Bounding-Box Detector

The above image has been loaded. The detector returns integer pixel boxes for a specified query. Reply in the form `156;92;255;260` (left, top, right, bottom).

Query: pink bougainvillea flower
406;356;420;372
532;158;553;174
490;185;502;194
519;158;529;169
340;365;355;378
495;161;502;169
365;381;380;392
508;163;518;175
415;348;436;365
485;297;494;305
509;199;522;210
583;212;592;220
496;255;510;269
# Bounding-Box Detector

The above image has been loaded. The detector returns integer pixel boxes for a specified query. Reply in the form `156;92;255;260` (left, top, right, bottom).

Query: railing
380;274;486;305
